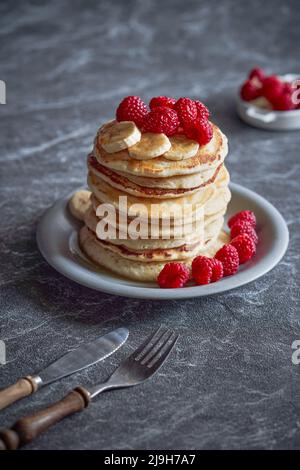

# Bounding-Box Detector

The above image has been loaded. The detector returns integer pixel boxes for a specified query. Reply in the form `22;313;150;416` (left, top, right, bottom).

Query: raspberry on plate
240;80;261;101
194;100;210;120
174;97;198;127
116;96;148;127
215;245;239;276
143;106;180;136
149;96;176;110
210;258;224;282
249;67;265;83
272;92;296;111
185;118;213;146
282;82;294;95
157;262;190;288
230;220;258;244
230;233;256;264
192;256;213;285
261;75;284;103
228;210;256;229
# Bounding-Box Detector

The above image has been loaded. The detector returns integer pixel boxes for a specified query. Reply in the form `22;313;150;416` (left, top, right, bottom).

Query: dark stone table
1;0;299;450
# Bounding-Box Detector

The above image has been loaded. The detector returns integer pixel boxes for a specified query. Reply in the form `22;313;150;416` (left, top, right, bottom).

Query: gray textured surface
0;0;300;450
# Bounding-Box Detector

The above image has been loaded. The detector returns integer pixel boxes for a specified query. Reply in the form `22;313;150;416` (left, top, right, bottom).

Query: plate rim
37;183;289;300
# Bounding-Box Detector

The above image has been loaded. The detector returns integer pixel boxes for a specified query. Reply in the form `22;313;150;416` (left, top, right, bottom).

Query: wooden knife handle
0;386;91;450
0;376;39;411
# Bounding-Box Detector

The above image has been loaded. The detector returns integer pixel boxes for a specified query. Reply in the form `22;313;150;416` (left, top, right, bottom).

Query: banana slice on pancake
128;133;171;159
99;121;141;153
164;135;199;160
69;189;92;221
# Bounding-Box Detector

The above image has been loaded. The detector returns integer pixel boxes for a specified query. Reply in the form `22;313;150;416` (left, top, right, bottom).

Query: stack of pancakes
79;120;231;281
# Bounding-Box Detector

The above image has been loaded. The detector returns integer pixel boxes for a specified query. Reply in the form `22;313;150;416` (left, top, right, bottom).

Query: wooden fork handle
0;376;39;411
0;386;91;450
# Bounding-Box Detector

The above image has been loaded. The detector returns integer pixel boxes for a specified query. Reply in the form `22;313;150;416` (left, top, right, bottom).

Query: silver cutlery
0;326;178;450
0;327;129;411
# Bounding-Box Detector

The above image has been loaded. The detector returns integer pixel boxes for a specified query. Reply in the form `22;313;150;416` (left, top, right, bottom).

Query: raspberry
240;80;261;101
228;210;256;229
185;118;213;145
249;67;265;83
210;258;224;282
192;256;213;285
174;97;198;127
116;96;148;127
230;220;258;244
143;106;180;136
261;75;283;102
282;82;293;94
272;92;296;111
149;96;176;110
194;100;210;120
230;234;256;264
157;262;190;288
215;245;239;277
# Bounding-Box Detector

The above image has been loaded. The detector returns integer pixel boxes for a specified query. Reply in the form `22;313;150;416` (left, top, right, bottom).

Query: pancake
89;209;203;239
117;167;217;189
88;153;219;191
92;196;205;228
88;173;209;221
90;196;206;231
205;186;231;216
89;193;227;234
79;225;230;282
88;153;223;199
85;207;202;249
88;166;229;220
80;225;222;264
91;237;204;262
84;204;224;250
94;121;228;178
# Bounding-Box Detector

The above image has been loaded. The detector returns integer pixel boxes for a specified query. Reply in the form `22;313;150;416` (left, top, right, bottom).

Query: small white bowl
237;73;300;131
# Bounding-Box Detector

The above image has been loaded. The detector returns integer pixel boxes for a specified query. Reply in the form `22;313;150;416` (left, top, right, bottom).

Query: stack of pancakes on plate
79;120;231;281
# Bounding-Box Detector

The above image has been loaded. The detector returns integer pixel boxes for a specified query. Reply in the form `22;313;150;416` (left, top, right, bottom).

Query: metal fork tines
89;326;179;398
133;326;177;368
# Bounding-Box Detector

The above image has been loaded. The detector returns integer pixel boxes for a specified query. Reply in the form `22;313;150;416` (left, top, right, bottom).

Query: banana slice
99;121;141;153
164;135;199;160
249;96;272;110
128;133;171;160
69;189;92;221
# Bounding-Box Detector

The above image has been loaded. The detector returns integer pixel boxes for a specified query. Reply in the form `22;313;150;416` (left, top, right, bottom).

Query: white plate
37;183;289;299
237;73;300;130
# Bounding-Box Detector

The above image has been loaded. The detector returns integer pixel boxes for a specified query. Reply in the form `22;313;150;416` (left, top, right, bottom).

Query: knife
0;327;129;411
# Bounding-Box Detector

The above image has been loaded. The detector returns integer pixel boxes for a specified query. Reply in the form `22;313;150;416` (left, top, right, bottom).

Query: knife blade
0;327;129;411
39;327;128;385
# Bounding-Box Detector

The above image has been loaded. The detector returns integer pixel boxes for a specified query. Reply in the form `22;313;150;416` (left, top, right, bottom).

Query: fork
0;326;179;450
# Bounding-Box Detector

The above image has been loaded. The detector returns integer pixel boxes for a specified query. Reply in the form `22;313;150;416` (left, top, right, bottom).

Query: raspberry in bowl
237;68;300;130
